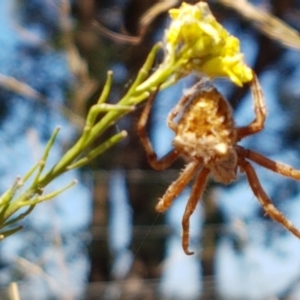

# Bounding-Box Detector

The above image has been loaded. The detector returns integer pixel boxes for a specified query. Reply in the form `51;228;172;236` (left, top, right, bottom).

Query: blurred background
1;0;300;299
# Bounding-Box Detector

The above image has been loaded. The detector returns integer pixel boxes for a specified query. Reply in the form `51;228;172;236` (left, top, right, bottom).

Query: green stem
67;131;127;170
97;71;113;104
33;127;60;184
32;44;183;189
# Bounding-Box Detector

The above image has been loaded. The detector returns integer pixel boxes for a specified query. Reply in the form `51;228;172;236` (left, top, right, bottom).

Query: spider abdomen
173;87;236;165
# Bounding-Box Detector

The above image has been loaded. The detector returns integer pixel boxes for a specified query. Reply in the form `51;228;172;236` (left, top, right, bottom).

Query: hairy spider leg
182;167;210;255
239;157;300;239
137;88;178;170
236;74;267;141
237;146;300;180
167;78;212;131
167;93;191;131
156;161;201;213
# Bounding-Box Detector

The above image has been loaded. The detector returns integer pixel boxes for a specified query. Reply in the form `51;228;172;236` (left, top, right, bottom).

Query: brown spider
137;74;300;255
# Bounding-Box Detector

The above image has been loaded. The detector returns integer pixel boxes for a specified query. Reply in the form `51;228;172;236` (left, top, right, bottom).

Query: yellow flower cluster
164;2;253;86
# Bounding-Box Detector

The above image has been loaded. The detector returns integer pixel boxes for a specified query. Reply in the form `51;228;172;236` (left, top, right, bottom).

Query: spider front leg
167;91;193;131
182;167;210;255
137;89;178;170
237;74;267;141
239;157;300;239
167;78;211;131
156;161;200;213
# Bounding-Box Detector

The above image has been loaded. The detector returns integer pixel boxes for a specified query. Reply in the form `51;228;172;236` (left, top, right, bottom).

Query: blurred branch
6;283;20;300
59;0;91;80
11;0;97;123
58;0;99;120
13;24;52;50
217;0;300;50
93;0;179;44
16;257;61;295
0;73;85;129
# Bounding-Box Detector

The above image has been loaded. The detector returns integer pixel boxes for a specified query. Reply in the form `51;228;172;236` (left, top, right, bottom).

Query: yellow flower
164;2;253;86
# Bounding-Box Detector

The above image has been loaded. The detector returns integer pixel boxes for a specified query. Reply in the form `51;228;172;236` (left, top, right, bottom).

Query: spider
137;74;300;255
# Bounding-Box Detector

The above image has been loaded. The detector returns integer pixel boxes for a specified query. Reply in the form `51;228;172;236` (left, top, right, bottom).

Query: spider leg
239;157;300;239
137;88;178;170
167;78;210;131
182;167;210;255
237;146;300;180
167;92;191;131
156;161;200;214
236;74;267;141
